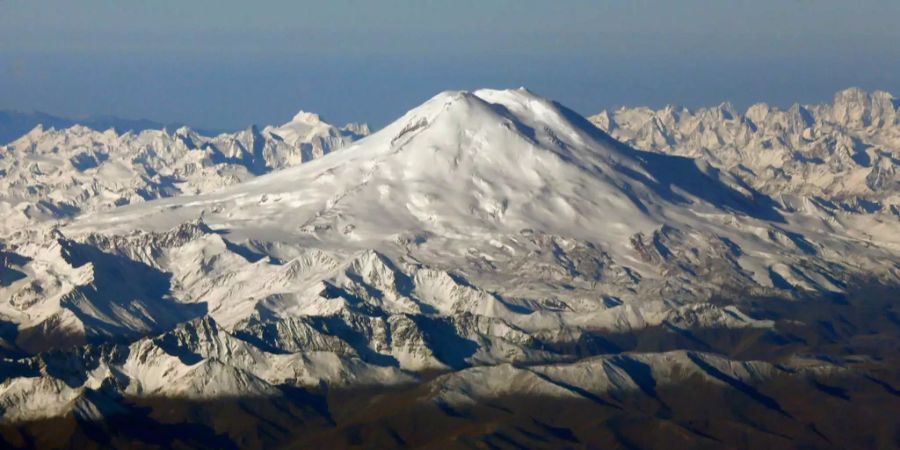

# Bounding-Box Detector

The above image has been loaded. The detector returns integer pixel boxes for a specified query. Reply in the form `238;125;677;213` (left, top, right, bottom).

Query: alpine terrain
0;88;898;449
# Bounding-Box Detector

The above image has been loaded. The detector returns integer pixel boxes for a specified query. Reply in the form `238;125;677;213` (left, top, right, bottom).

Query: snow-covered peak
266;109;365;154
831;87;897;128
290;110;323;124
376;88;624;165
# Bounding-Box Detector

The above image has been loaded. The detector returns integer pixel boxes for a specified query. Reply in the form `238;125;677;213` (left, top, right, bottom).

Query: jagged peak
833;86;871;102
832;86;897;109
169;314;221;336
713;101;738;117
341;122;371;137
290;110;323;124
26;124;46;137
65;124;96;135
345;249;402;277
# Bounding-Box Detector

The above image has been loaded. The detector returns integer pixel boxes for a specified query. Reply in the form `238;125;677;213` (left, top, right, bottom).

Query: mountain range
0;88;898;449
0;110;235;146
0;112;368;236
590;87;899;214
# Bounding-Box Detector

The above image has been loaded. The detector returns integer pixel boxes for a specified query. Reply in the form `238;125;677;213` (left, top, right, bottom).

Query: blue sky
2;0;899;129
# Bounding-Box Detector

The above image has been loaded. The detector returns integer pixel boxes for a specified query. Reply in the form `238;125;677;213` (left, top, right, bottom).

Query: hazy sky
2;0;899;130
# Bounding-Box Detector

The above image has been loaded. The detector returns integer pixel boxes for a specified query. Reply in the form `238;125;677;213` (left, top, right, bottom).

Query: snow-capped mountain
0;88;898;448
0;114;368;235
589;88;899;215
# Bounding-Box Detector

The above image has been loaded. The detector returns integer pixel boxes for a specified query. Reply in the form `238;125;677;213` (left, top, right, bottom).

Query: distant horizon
2;84;895;135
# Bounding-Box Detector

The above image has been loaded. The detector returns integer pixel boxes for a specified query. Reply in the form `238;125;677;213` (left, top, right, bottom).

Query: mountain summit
75;88;779;253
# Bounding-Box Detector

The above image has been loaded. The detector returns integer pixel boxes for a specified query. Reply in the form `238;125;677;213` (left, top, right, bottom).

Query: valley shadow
38;347;107;388
608;355;670;413
69;152;109;172
0;357;39;384
32;200;80;218
0;383;335;450
222;239;268;263
0;266;27;287
409;315;479;370
0;248;30;287
56;239;207;342
206;125;268;175
312;314;400;367
623;150;786;223
686;352;792;418
529;279;900;367
525;368;621;409
153;332;204;365
78;404;241;450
